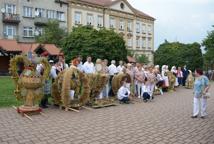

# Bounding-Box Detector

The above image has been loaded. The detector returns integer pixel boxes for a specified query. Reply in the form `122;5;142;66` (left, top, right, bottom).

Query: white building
68;0;155;63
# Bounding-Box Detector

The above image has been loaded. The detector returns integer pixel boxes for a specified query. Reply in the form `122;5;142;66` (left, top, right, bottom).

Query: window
3;25;16;39
74;12;81;24
47;10;55;19
23;27;34;37
127;38;133;47
56;11;65;21
136;22;140;33
119;20;124;31
136;38;140;48
35;27;43;36
127;21;132;32
148;38;152;48
148;25;152;34
110;17;115;28
142;37;146;48
5;4;16;14
87;14;93;25
120;3;125;9
23;6;33;17
142;24;146;34
35;8;45;17
97;16;103;27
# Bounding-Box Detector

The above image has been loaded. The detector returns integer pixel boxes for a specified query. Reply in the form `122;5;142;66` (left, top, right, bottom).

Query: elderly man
108;60;118;96
83;56;95;74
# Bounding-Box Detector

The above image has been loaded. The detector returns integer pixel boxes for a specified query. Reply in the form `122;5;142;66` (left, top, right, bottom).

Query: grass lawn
0;76;23;107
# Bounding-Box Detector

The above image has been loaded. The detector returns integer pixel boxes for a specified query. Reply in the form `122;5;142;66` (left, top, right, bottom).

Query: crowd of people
35;53;210;118
41;55;193;102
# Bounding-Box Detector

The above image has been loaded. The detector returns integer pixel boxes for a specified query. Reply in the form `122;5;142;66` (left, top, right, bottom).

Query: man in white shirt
83;56;95;74
108;60;117;96
117;79;130;104
108;60;118;75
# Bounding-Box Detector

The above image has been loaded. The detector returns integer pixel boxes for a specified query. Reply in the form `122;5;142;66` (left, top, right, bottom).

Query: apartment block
0;0;68;42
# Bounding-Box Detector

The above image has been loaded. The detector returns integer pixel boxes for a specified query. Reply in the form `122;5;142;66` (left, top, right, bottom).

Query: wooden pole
68;107;79;113
23;113;33;121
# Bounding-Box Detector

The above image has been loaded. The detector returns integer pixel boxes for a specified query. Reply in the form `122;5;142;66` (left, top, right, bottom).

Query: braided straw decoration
9;55;30;100
61;68;90;108
112;73;131;96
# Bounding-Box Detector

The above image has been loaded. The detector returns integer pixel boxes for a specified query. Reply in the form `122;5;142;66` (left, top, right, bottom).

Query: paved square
0;85;214;144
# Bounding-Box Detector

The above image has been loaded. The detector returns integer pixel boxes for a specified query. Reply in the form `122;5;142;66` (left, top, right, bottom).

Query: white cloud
209;13;214;21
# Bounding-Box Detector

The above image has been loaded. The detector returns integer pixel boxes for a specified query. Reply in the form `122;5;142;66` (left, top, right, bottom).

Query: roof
0;39;21;52
21;43;61;56
0;39;60;55
78;0;114;6
77;0;155;20
133;8;155;21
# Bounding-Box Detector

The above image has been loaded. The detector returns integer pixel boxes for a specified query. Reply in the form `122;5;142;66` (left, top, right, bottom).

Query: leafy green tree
154;41;203;71
62;26;127;63
202;25;214;69
35;20;67;47
136;54;149;64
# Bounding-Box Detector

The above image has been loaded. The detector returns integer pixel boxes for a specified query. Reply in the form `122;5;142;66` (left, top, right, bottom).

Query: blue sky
128;0;214;49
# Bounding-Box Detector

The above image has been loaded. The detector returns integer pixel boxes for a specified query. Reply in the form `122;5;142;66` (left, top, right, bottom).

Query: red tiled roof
0;39;21;52
42;44;61;55
0;39;60;55
21;43;61;56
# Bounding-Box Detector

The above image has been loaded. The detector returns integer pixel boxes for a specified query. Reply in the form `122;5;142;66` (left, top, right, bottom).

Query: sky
127;0;214;49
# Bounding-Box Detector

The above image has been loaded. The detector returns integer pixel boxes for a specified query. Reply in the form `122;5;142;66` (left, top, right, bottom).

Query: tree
61;26;127;63
202;25;214;69
136;54;149;64
154;41;203;71
35;20;67;47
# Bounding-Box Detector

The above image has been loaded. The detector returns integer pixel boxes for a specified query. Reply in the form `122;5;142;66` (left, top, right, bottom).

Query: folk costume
171;66;179;87
37;52;51;108
161;65;169;89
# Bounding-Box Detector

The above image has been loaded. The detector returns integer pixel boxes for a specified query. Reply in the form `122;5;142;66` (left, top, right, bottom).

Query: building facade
0;0;68;43
68;0;155;63
0;0;155;63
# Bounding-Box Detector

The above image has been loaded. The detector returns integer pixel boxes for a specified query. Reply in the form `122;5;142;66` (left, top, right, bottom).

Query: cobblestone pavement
0;84;214;144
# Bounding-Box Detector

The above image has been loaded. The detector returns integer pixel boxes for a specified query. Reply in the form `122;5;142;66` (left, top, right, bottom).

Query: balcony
2;13;20;24
34;17;49;26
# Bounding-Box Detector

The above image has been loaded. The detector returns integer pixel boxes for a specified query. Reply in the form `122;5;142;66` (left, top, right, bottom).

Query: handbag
202;92;211;99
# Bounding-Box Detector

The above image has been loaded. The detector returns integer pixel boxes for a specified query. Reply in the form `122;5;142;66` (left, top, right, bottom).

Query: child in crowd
117;78;131;104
